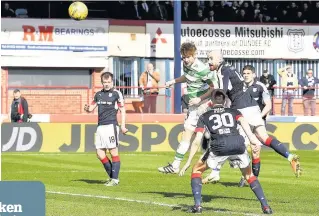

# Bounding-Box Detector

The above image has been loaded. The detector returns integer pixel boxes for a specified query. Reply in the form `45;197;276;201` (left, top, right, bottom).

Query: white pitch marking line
46;191;261;216
2;153;161;156
3;170;155;174
47;191;178;208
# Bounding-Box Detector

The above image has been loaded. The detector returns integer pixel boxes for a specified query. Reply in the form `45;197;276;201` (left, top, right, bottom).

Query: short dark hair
100;72;113;81
212;89;226;105
263;69;268;73
242;65;255;73
13;89;20;93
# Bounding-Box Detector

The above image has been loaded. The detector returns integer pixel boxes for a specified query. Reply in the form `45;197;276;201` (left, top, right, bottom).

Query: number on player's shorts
109;136;115;143
209;113;234;130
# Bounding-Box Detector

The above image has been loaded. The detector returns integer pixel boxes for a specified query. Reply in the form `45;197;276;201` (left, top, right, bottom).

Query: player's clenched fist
84;104;90;112
189;97;201;106
121;125;128;134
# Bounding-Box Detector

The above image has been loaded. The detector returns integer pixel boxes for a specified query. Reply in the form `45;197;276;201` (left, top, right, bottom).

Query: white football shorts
95;124;119;149
184;99;209;131
238;105;264;128
204;150;251;170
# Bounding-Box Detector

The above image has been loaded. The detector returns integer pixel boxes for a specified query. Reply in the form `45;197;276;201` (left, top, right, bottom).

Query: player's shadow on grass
142;191;256;202
171;204;230;213
219;181;242;187
144;191;289;204
72;179;106;184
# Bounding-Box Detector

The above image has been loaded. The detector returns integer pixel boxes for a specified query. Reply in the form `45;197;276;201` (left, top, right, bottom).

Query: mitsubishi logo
151;28;167;44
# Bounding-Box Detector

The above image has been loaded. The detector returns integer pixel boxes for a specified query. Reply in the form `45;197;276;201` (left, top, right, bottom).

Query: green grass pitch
2;151;319;216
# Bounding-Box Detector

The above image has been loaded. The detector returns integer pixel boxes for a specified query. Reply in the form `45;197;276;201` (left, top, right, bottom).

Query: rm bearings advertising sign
1;18;109;57
146;23;319;59
1;123;319;152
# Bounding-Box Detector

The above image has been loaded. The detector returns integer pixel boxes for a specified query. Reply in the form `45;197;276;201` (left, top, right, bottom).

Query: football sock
248;176;269;208
252;158;261;177
100;157;112;178
265;137;290;159
211;168;220;177
191;173;202;206
172;141;190;168
111;156;121;180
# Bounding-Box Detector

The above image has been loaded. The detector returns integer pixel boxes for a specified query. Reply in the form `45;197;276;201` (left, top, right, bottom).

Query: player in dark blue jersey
84;72;128;186
180;89;272;214
199;53;301;183
237;65;273;186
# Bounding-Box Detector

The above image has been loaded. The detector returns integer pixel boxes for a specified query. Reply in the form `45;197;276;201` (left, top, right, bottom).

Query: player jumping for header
180;89;273;214
158;42;218;174
157;42;217;174
198;51;301;184
84;72;128;186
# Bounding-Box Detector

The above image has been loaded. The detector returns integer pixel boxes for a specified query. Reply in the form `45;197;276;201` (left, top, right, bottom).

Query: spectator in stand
296;11;304;23
207;10;215;22
299;69;319;116
288;2;298;20
238;9;249;22
313;2;319;23
139;63;160;113
150;0;167;20
232;1;240;14
182;1;190;21
242;1;253;20
140;0;150;20
264;15;272;22
130;0;143;20
2;2;15;17
3;1;319;24
194;9;206;21
165;1;174;20
254;2;261;15
259;69;277;115
302;2;310;21
277;65;299;116
279;9;290;22
205;1;215;17
255;13;265;22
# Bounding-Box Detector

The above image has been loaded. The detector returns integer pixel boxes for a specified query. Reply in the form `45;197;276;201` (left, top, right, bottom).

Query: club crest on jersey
253;88;257;92
109;93;112;97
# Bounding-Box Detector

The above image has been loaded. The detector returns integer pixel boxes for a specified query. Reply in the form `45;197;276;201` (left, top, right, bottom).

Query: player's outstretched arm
197;100;213;116
179;132;203;176
189;85;214;106
165;75;187;88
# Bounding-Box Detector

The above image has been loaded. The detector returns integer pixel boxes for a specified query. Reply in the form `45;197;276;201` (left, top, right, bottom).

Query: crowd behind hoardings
260;66;319;117
2;1;319;23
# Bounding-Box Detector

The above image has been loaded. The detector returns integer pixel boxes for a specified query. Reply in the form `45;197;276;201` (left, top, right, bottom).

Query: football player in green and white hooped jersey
158;42;218;174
